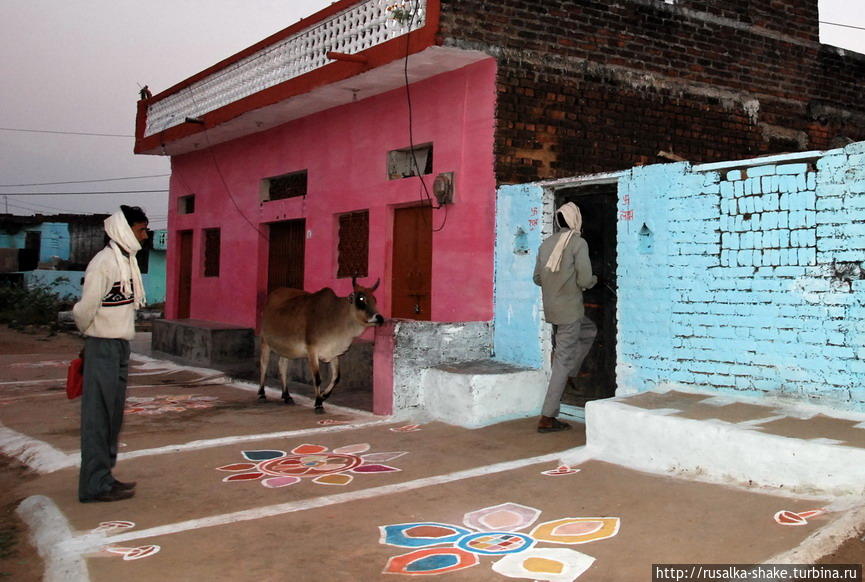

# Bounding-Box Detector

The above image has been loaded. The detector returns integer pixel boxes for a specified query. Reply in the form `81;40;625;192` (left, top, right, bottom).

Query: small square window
337;211;369;278
388;144;433;180
178;195;195;214
263;170;308;201
203;228;221;277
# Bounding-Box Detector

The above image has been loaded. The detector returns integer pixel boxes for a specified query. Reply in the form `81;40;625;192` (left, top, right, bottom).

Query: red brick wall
438;0;865;183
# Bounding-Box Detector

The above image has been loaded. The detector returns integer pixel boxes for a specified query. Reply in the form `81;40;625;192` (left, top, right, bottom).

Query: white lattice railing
145;0;427;137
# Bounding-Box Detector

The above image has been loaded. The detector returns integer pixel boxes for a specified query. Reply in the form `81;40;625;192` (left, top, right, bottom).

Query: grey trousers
541;316;597;417
79;337;130;500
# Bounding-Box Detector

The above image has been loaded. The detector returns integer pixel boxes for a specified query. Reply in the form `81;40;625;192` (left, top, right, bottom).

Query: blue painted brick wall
618;141;865;410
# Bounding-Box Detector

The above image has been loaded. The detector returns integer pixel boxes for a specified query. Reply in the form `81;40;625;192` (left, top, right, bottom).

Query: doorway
267;219;306;292
177;230;193;319
391;205;432;320
555;183;618;406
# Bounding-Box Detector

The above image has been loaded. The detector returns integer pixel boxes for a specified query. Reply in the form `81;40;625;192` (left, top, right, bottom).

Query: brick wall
439;0;865;183
617;141;865;410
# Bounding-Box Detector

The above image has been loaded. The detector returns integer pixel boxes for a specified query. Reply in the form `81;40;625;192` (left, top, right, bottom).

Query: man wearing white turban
73;205;148;502
533;202;597;432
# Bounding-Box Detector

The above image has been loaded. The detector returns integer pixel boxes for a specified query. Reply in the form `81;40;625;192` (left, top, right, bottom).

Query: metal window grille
203;228;221;277
337;211;369;278
268;171;308;201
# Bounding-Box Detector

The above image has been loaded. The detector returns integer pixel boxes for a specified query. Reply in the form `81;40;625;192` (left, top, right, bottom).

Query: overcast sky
0;0;862;231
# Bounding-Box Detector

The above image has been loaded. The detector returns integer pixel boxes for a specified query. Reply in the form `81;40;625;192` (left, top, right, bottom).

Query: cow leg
308;353;326;414
258;341;271;401
320;357;341;403
277;356;295;405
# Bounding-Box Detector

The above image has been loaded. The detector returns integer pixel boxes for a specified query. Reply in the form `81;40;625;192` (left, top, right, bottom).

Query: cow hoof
314;406;325;415
283;398;295;406
257;395;267;402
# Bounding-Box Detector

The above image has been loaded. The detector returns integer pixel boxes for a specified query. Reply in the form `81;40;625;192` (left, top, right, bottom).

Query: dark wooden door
268;219;306;292
391;206;432;320
177;230;193;319
555;185;618;406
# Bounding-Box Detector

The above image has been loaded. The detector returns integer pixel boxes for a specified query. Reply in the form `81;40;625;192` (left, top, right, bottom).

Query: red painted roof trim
135;0;441;154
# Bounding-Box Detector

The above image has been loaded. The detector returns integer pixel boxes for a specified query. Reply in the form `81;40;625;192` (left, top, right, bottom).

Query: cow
258;277;384;413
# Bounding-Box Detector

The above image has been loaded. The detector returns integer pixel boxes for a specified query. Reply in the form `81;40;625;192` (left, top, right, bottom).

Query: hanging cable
402;0;448;233
0;173;169;188
0;127;133;138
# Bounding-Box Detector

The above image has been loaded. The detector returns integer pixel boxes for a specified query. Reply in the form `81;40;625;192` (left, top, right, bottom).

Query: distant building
0;214;167;304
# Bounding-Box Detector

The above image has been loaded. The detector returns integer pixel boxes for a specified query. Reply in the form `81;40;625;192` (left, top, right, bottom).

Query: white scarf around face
544;202;583;272
104;211;147;308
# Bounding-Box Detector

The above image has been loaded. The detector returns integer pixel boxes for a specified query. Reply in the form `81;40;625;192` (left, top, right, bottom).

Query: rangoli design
126;394;219;415
541;465;581;477
217;443;406;488
774;509;825;526
90;521;161;561
390;424;423;432
380;503;620;579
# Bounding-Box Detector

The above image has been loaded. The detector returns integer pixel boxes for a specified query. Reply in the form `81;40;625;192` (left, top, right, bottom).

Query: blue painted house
0;214;167;305
493;140;865;415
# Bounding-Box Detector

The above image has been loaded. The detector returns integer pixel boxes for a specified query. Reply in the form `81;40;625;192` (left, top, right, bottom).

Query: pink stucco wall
164;58;497;330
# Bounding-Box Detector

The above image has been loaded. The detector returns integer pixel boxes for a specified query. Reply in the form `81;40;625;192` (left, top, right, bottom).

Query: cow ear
370;278;380;292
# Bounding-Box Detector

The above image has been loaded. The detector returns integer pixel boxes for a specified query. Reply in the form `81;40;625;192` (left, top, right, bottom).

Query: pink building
137;1;504;417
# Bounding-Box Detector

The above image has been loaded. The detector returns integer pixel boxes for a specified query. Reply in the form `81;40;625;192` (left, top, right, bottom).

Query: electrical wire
819;20;865;32
0;174;169;188
402;0;448;233
2;190;168;196
0;127;133;138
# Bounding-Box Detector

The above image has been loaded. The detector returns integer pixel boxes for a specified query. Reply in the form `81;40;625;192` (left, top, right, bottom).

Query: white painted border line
119;417;396;460
0;422;75;473
73;447;590;551
16;495;89;582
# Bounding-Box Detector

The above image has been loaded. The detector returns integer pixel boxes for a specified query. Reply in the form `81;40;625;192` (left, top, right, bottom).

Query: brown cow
258;277;384;413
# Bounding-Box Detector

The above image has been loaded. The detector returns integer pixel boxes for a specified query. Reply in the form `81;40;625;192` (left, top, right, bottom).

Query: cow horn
370;278;380;291
351;276;357;288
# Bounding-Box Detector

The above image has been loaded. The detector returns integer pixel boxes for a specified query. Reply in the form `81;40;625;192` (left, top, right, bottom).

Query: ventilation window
388;143;433;180
203;228;221;277
263;170;308;201
337;210;369;278
178;195;195;214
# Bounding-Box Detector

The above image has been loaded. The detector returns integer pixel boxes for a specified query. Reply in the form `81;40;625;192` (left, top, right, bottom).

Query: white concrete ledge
586;397;865;497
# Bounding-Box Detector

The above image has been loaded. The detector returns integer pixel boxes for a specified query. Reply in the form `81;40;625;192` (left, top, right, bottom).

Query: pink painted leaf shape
261;476;301;488
351;463;400;473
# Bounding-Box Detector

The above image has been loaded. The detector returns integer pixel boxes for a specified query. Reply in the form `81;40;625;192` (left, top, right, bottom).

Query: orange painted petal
292;444;328;455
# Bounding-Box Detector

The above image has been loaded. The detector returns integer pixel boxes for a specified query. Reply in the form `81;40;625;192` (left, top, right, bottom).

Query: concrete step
585;389;865;497
422;359;546;428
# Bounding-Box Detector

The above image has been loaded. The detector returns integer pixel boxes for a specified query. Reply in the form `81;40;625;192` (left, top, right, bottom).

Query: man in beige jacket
533;202;597;432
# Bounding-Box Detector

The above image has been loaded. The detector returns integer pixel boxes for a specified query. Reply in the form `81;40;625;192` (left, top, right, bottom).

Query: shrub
0;278;75;330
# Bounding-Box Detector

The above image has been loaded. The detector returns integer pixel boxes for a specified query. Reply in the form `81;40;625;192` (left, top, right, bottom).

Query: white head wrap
104;211;147;308
544;202;583;272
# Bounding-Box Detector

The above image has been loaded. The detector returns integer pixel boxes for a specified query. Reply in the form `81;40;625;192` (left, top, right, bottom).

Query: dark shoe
537;418;572;433
113;480;137;491
80;485;135;503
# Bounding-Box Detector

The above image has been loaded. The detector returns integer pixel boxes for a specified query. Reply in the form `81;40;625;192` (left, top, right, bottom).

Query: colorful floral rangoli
217;443;406;488
126;395;219;415
380;503;620;580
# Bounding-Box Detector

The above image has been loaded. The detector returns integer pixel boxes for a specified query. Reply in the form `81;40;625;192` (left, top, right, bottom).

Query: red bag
66;357;84;399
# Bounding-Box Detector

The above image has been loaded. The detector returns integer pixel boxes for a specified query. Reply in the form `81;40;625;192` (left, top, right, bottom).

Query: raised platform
584;389;865;497
151;318;255;373
422;359;547;428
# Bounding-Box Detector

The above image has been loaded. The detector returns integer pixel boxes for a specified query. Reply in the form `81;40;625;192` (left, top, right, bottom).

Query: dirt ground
2;324;865;580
